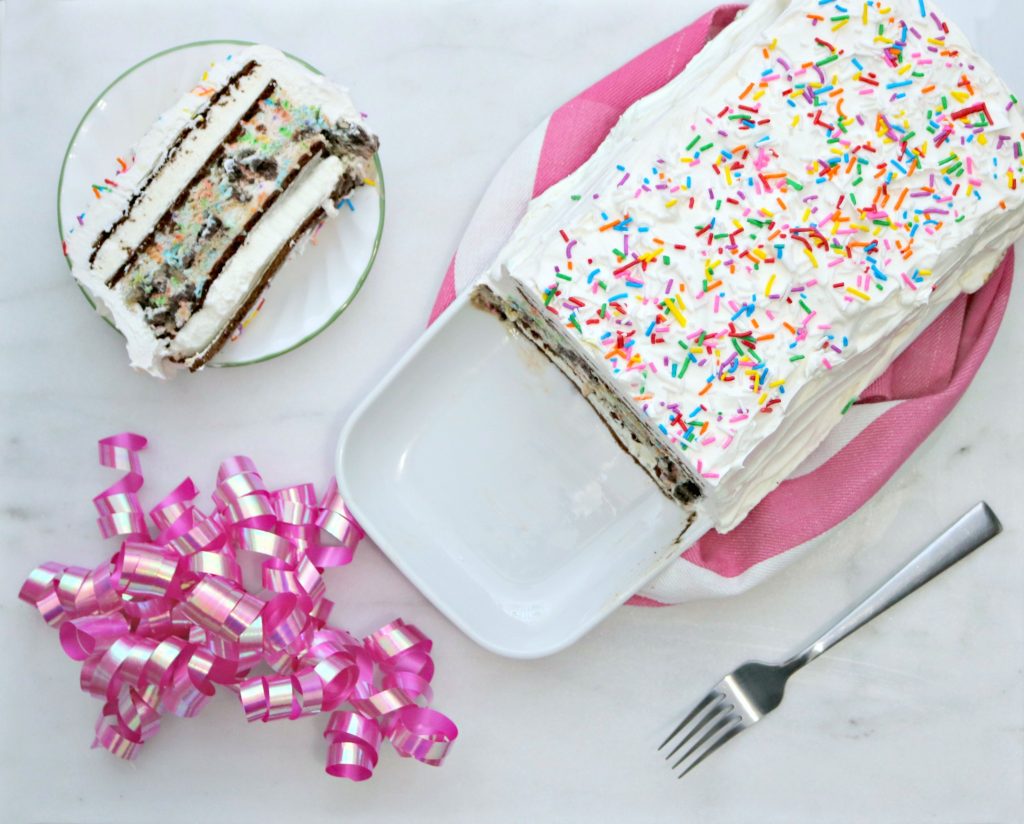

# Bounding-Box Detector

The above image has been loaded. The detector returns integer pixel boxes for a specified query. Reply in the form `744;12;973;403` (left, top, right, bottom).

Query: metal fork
659;502;1002;778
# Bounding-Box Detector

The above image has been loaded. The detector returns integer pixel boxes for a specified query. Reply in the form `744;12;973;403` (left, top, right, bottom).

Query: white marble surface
1;0;1023;821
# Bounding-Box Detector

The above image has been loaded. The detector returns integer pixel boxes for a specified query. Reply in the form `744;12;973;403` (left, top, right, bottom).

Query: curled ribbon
19;433;458;780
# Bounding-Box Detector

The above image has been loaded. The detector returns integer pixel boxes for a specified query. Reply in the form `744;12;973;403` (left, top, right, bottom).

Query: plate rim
56;38;385;369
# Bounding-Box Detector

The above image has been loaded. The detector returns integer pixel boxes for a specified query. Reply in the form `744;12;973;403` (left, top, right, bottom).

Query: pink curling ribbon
19;434;458;780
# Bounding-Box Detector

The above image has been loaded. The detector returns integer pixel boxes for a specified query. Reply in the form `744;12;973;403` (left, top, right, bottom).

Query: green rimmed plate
57;40;384;368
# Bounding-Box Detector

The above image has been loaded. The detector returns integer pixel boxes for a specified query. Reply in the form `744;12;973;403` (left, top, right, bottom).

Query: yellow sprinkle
919;269;932;276
764;273;776;297
664;296;688;328
927;37;945;46
752;248;768;261
802;207;812;222
846;286;871;300
759;208;773;218
679;156;694;163
951;89;969;103
753;89;766;101
768;379;786;389
665;198;678;208
804;248;819;268
758;393;768;405
832;18;849;31
862;2;869;23
362;177;377;187
977;133;988;145
724;166;734;186
897;63;912;76
791;114;800;128
202;71;209;81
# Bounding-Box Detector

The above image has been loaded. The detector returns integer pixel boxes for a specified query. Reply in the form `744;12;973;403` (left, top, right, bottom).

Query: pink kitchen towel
427;4;1016;605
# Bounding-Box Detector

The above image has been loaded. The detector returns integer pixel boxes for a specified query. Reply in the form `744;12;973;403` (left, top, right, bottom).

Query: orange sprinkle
598;215;627;232
921;84;935;94
894;187;909;212
705;279;723;291
756;334;775;341
699;382;713;396
783;322;797;335
739;82;754;100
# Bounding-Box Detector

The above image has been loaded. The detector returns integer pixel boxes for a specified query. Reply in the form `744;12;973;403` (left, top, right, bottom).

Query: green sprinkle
678;356;691;378
612;248;624;258
686;135;701;151
789;354;805;362
841;397;856;415
569;314;582;333
799;299;811;313
555;272;572;281
851;176;863;186
787;178;804;190
570;194;582;201
816;53;839;67
662;255;671;265
699;142;715;152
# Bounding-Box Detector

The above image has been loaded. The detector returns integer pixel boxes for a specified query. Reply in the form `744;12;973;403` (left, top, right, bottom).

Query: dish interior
338;295;700;656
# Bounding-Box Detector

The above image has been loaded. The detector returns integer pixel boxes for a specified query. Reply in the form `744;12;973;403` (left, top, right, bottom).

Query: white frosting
486;0;1024;530
65;45;375;378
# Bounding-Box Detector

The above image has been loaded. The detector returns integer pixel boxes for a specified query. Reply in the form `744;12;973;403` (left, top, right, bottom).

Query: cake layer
482;0;1024;530
88;60;273;283
169;152;347;365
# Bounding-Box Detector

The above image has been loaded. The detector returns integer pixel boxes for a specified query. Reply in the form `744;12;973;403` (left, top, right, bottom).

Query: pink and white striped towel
426;4;1016;605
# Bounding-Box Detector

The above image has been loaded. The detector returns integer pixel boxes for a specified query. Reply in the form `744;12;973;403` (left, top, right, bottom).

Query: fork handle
783;502;1002;674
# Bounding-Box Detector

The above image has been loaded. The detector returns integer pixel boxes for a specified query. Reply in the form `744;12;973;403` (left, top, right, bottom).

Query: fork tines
658;689;744;778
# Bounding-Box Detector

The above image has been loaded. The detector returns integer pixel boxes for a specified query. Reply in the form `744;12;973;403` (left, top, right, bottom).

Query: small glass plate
57;39;385;368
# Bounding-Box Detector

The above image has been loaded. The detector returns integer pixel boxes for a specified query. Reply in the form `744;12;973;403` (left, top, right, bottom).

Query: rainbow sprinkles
475;0;1024;530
